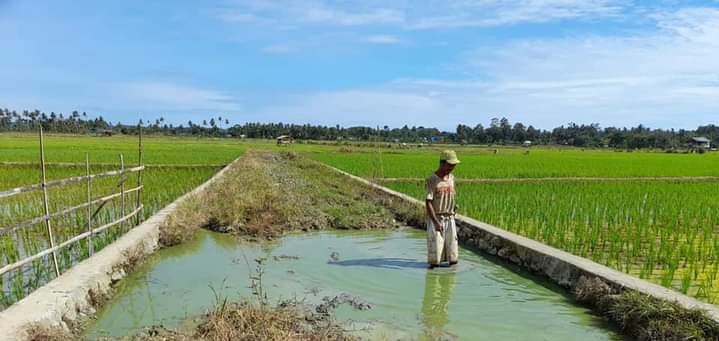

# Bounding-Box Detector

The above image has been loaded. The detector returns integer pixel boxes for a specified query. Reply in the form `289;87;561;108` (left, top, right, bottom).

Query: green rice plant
0;135;239;308
385;179;719;302
0;134;246;165
310;145;719;179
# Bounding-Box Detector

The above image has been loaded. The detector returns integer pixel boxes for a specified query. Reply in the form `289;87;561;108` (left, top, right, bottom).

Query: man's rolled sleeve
425;178;434;201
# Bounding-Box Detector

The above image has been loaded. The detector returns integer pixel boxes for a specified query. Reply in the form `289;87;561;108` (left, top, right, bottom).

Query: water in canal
84;228;622;341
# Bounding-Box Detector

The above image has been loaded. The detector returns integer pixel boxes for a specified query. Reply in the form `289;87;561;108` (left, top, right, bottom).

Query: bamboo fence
0;127;144;279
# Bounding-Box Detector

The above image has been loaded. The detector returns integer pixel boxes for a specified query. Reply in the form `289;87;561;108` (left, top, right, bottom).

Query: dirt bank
159;150;422;245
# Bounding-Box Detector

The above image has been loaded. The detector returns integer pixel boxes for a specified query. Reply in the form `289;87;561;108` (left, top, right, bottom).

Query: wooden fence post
39;126;60;277
86;153;93;255
135;127;143;226
119;154;126;231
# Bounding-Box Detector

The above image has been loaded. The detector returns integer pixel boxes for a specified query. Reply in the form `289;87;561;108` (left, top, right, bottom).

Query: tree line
1;108;716;149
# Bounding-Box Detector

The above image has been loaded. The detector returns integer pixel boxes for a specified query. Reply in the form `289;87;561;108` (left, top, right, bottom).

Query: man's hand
433;219;443;232
426;199;443;233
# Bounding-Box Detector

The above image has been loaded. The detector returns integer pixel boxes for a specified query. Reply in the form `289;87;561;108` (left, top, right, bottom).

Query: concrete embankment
0;157;240;341
331;165;719;322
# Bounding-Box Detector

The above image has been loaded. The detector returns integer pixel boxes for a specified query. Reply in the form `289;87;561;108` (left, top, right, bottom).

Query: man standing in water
426;150;460;269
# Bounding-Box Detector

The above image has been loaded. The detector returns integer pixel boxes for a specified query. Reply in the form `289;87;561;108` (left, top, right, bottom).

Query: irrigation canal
84;228;623;340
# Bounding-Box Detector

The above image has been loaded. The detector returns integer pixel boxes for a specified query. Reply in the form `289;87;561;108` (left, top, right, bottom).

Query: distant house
522;140;532;147
689;137;711;150
276;135;294;145
92;128;114;136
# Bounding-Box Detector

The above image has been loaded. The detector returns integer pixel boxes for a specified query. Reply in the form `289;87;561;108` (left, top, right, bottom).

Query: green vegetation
0;134;245;165
310;146;719;179
574;276;719;341
0;134;243;308
3;108;719;149
386;179;719;301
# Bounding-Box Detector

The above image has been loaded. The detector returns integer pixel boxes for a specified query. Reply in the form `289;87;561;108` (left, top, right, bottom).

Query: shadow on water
329;257;428;269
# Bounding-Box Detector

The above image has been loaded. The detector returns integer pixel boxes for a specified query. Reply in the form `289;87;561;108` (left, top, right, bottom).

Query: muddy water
85;229;622;341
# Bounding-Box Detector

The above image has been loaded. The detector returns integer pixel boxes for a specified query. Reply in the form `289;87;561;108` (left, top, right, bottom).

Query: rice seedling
385;179;719;303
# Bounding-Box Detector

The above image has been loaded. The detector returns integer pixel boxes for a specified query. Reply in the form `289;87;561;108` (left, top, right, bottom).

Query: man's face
440;162;456;175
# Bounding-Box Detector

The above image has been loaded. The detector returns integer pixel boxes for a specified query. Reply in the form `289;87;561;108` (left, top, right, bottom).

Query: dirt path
375;176;719;183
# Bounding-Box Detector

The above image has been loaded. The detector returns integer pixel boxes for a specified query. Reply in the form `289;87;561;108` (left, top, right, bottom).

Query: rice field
310;147;719;304
309;146;719;179
4;134;719;307
0;134;245;308
0;133;245;165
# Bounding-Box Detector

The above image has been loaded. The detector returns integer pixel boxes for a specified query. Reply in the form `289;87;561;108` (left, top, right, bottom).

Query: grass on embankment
159;150;422;245
574;277;719;341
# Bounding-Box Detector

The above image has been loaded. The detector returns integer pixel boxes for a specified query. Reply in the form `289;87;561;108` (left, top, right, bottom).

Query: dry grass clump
196;302;355;341
113;243;148;274
603;291;719;341
200;152;307;239
87;285;110;309
159;194;208;246
24;323;73;341
100;302;355;341
574;276;719;341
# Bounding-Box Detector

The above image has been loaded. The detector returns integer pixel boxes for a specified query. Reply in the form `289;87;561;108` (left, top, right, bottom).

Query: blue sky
1;0;718;130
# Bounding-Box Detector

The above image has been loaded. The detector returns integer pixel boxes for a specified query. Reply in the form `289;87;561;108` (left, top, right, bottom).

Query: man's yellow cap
440;150;460;165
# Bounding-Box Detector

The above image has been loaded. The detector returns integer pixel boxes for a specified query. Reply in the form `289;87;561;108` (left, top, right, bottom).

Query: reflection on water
421;269;456;340
85;228;623;341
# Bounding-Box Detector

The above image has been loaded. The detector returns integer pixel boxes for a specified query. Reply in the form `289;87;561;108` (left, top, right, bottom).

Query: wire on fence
0;185;143;235
0;205;144;276
0;166;144;199
0;126;145;285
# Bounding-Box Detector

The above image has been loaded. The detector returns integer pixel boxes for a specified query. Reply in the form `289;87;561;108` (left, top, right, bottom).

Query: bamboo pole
0;185;143;235
119;153;126;232
0;205;143;277
0;165;144;199
86;153;93;255
136;126;143;226
39;126;60;277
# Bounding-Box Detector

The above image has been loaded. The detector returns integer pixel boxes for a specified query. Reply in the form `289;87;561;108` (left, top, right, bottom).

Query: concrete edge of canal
328;165;719;323
0;157;241;341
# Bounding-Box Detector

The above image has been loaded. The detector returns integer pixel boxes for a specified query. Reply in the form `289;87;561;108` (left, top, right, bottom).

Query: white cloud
261;44;293;54
118;81;242;112
301;7;403;26
248;7;719;129
216;0;624;29
366;34;401;44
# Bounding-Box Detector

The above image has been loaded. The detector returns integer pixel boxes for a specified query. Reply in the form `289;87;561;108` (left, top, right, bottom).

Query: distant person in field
425;150;460;269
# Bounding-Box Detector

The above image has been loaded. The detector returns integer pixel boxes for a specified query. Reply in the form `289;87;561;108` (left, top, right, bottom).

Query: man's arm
426;199;443;232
